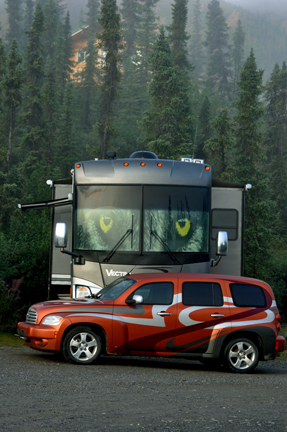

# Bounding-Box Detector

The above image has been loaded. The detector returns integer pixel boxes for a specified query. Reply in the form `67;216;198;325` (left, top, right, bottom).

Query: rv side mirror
216;231;228;256
55;222;67;248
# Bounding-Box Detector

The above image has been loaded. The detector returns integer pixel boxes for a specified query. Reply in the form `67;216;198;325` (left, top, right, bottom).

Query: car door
173;279;231;354
116;280;179;353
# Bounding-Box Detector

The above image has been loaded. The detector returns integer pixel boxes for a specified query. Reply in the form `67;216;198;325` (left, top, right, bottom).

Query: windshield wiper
150;229;180;265
103;228;133;263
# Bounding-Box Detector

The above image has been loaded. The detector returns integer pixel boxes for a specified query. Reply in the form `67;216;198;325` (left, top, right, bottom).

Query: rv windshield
75;185;209;254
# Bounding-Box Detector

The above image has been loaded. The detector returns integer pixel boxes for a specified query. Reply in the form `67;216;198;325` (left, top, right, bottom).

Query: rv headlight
76;285;92;298
42;315;63;326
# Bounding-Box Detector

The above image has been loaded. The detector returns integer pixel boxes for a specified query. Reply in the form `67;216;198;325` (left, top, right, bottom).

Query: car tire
62;326;102;365
224;337;259;373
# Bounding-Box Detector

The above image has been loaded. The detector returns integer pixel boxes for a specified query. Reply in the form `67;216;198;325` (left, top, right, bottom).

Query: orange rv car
18;272;286;373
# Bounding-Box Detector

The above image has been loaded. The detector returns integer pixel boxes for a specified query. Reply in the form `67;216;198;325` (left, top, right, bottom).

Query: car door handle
211;313;225;318
157;312;172;316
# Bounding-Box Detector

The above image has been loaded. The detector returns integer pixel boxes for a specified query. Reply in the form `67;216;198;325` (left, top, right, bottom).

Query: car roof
126;272;267;286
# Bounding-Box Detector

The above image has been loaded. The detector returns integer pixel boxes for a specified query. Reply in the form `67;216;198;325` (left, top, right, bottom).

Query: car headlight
41;315;63;326
76;285;92;298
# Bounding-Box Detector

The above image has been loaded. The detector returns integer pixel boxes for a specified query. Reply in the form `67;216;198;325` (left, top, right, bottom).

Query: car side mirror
216;231;228;256
126;295;144;305
55;222;67;248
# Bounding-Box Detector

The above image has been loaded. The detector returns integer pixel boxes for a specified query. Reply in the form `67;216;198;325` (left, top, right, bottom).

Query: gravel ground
0;345;287;432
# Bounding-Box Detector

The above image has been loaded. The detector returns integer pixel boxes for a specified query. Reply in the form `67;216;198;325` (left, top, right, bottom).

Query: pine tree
3;39;22;169
42;0;59;62
231;19;245;93
264;62;287;236
195;96;211;160
78;0;100;130
204;108;233;179
140;27;192;159
0;38;7;169
21;2;44;159
234;49;273;278
205;0;232;97
97;0;122;159
189;0;204;82
5;0;23;49
137;0;159;86
121;0;141;57
167;0;190;71
23;0;34;33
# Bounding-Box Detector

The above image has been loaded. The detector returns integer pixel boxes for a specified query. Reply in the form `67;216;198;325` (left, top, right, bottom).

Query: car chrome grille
26;308;37;325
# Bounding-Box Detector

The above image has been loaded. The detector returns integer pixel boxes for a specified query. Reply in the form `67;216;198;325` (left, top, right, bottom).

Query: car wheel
224;337;259;373
62;326;102;365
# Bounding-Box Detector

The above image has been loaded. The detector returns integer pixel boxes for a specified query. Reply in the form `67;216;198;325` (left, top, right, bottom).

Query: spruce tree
97;0;122;159
234;49;273;278
3;39;22;169
21;2;44;158
196;96;211;160
42;56;57;165
23;0;34;33
42;0;59;62
264;62;287;236
121;0;141;57
189;0;204;82
204;108;233;179
5;0;23;49
231;19;245;93
140;27;192;159
167;0;190;71
205;0;231;97
0;38;7;169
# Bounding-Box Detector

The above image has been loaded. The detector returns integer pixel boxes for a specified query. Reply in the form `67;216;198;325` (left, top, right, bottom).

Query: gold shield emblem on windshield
100;216;113;233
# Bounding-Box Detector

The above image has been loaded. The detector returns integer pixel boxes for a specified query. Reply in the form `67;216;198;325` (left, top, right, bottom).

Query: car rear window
182;282;223;306
230;283;266;308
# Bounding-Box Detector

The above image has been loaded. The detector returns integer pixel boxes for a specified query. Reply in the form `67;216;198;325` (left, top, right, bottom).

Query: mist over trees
1;0;287;326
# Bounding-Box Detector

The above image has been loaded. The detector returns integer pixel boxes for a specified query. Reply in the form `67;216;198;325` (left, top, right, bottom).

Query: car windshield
96;277;136;300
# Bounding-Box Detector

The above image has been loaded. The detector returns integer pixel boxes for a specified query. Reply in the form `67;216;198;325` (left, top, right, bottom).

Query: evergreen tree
3;39;22;169
5;0;23;49
21;2;44;160
264;62;287;236
79;0;100;130
137;0;159;86
234;49;273;278
231;19;245;93
167;0;190;71
195;96;211;160
140;27;192;159
204;107;233;179
121;0;141;57
42;0;59;62
0;38;7;168
97;0;122;159
205;0;232;97
55;81;77;176
23;0;34;33
189;0;204;82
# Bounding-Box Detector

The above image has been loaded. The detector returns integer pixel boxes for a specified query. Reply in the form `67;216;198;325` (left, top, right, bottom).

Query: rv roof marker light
76;164;81;169
205;166;210;171
157;163;162;167
140;162;146;167
124;162;129;167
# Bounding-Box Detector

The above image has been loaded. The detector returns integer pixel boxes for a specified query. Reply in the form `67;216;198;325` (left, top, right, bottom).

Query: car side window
133;282;174;305
182;282;223;306
230;283;266;308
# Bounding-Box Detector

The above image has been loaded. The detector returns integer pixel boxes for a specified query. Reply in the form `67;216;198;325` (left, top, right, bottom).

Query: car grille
26;308;37;325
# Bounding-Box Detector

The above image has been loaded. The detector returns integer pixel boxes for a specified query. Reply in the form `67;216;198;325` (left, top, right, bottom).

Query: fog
225;0;287;15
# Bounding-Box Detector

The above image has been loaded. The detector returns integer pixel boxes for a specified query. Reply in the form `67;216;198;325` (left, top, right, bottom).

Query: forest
0;0;287;329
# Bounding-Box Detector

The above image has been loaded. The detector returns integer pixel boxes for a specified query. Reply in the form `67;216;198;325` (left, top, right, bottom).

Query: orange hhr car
17;273;286;373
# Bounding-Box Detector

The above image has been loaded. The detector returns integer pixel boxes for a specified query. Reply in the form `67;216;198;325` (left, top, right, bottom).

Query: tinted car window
133;282;174;305
182;282;223;306
230;283;266;308
96;277;136;300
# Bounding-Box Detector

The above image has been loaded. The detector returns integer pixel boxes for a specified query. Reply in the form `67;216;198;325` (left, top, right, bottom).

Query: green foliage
139;27;193;159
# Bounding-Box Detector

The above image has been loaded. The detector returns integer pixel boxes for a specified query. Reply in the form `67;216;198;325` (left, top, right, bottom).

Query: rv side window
182;282;223;306
230;284;266;308
211;209;238;241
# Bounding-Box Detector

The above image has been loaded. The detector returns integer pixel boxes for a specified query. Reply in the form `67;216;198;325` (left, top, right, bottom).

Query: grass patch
278;326;287;361
0;332;25;347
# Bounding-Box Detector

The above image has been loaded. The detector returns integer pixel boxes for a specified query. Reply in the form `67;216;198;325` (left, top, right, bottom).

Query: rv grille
26;308;37;325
